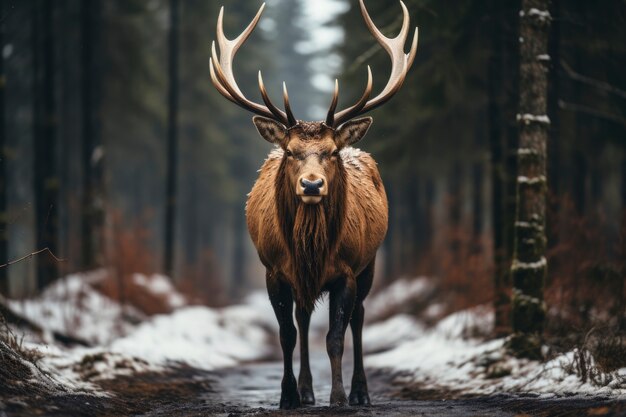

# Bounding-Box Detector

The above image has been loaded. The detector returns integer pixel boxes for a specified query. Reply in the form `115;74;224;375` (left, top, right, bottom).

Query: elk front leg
327;276;356;406
349;302;370;405
349;260;374;406
267;274;300;409
296;307;315;405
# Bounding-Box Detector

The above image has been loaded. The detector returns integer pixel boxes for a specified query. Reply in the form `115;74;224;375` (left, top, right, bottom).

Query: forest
0;0;625;415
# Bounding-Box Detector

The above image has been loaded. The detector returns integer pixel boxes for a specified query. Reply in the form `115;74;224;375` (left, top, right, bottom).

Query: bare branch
560;60;626;100
558;100;626;129
0;248;65;269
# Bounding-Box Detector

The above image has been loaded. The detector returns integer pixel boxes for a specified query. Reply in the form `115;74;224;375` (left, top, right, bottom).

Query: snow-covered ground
4;274;626;400
4;273;279;394
363;278;626;399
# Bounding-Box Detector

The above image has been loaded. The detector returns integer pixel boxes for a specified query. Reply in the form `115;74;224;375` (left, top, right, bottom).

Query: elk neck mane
275;145;348;313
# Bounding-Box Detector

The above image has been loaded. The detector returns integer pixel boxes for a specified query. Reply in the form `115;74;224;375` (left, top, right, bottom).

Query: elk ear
253;116;288;146
335;117;372;148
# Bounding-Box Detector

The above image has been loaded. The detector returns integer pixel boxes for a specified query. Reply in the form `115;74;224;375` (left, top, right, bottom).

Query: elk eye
285;150;293;157
331;150;339;157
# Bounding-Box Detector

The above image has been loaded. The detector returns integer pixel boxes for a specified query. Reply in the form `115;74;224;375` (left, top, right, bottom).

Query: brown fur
246;121;388;313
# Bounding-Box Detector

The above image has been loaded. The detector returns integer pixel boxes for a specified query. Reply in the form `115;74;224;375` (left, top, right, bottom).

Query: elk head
209;0;418;205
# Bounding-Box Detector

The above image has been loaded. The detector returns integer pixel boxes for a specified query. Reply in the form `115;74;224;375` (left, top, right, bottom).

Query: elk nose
301;178;324;195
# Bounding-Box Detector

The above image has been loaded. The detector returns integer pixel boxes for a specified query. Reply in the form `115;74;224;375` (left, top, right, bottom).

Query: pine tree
0;0;7;295
163;0;180;278
33;0;59;289
80;0;105;270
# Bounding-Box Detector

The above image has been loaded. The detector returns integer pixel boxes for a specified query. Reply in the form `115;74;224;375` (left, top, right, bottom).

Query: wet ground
2;355;626;416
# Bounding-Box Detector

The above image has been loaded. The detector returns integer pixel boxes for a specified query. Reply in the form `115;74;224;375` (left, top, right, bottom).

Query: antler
326;0;418;128
210;3;297;127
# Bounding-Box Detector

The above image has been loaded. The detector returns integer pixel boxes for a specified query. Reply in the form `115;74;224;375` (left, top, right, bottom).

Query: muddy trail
3;353;626;417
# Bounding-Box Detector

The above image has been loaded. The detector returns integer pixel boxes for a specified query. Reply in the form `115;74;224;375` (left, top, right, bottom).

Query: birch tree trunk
508;0;551;359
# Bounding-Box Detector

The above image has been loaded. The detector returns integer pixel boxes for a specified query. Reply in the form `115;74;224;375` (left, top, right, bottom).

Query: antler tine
209;58;237;104
216;4;264;98
325;79;339;126
407;27;419;69
332;66;373;127
283;82;297;126
331;0;418;127
211;4;291;125
258;71;288;121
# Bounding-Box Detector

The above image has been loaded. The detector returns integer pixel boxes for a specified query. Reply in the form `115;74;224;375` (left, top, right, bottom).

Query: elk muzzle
297;176;327;204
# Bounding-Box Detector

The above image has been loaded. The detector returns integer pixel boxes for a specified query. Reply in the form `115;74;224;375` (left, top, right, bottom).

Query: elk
210;0;417;409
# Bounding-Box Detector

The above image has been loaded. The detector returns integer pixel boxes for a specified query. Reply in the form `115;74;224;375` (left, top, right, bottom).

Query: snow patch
517;175;547;185
366;307;626;398
511;257;547;271
517;113;551;125
8;271;143;345
132;273;186;309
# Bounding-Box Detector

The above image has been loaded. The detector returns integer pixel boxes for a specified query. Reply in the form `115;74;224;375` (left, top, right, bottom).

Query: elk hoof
299;387;315;405
330;390;348;407
349;389;371;406
279;394;301;410
279;376;301;409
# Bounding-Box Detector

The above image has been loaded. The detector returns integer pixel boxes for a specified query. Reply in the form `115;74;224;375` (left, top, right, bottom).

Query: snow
363;314;424;354
537;54;551;62
365;277;435;322
517;113;551;125
364;307;626;399
5;272;625;400
4;273;277;395
519;9;551;21
527;8;551;21
132;273;186;309
108;304;273;370
8;270;144;345
511;257;547;271
517;175;547;185
340;147;365;171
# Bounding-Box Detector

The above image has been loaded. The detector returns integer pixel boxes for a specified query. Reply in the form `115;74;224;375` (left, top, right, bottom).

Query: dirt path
2;355;625;416
142;354;625;417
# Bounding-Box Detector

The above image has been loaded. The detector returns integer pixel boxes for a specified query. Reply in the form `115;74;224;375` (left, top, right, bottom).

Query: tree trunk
80;0;105;270
33;0;59;290
230;205;246;299
163;0;180;278
508;0;551;359
0;0;7;295
489;0;520;337
546;0;561;276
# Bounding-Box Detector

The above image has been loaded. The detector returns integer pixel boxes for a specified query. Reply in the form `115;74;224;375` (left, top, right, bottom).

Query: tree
489;0;521;337
80;0;105;270
0;1;9;295
32;0;59;289
508;0;551;359
0;0;7;295
163;0;180;278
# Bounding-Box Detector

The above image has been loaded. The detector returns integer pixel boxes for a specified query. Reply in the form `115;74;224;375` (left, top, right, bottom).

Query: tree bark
80;0;105;270
163;0;180;278
508;0;551;359
33;0;59;289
